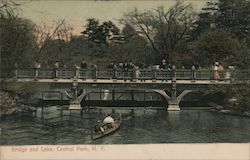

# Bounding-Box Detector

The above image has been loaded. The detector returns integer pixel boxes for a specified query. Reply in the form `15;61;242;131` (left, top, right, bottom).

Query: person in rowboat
95;120;105;133
103;114;115;128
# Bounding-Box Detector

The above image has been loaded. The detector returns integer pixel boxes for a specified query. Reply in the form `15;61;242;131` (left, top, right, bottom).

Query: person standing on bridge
112;64;118;79
75;64;80;79
34;61;41;69
218;63;224;80
92;64;98;80
225;66;233;80
80;60;87;69
160;59;167;70
213;62;220;80
53;61;59;78
34;61;41;78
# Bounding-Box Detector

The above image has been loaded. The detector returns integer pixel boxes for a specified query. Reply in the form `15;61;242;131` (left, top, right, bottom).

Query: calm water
1;106;250;145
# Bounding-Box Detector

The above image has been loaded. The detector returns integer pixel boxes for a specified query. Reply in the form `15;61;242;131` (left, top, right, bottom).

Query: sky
18;0;208;34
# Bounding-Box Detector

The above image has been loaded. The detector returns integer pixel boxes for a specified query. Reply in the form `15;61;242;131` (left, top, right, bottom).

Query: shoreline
209;102;250;118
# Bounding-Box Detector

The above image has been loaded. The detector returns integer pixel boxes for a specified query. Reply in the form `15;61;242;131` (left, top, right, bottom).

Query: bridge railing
16;68;36;78
194;69;212;80
176;69;192;80
116;70;133;80
15;68;250;81
58;69;75;79
79;69;91;79
38;69;54;78
155;70;172;80
96;70;113;79
235;70;250;80
139;70;156;80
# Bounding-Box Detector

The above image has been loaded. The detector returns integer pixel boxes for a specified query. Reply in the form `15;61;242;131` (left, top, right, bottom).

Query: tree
82;18;119;44
216;0;250;42
82;18;100;43
121;23;137;41
108;36;154;66
35;20;73;64
191;29;247;67
123;1;196;63
192;1;218;38
215;0;250;109
194;0;250;46
101;20;120;41
0;0;37;77
192;0;250;69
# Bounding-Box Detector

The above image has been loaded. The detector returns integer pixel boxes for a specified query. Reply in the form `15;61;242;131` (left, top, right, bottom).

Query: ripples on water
1;106;250;145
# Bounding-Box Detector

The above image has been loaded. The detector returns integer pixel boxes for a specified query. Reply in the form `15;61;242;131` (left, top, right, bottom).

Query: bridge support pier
168;104;181;111
154;67;193;111
154;89;192;111
68;82;82;110
65;84;91;110
68;99;81;110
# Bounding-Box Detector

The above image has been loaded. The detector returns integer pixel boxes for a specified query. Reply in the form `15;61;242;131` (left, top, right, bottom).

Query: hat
215;62;219;65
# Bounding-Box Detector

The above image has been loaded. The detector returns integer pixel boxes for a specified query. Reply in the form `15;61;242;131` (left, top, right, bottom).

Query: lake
1;106;249;145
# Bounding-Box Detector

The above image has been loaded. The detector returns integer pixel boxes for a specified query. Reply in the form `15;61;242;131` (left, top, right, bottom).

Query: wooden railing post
92;68;97;81
191;65;195;81
34;62;41;80
95;70;98;81
36;68;41;80
152;69;156;82
132;68;135;81
230;69;235;82
34;68;38;80
75;67;80;80
172;65;176;80
132;67;138;82
15;68;18;79
112;68;117;81
56;69;59;79
210;69;214;81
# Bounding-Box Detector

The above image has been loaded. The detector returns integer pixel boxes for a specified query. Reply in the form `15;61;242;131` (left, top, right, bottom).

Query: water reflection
1;106;250;145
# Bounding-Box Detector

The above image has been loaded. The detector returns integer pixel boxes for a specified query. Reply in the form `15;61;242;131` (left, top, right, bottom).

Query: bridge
9;67;250;111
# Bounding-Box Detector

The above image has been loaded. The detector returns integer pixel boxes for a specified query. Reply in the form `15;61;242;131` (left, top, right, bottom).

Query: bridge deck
13;78;232;85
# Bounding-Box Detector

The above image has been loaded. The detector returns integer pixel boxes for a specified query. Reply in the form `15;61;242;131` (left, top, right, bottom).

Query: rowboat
91;114;122;140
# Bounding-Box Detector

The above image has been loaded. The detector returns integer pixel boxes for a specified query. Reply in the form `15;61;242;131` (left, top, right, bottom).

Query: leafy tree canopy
82;18;120;44
192;29;247;67
0;17;37;76
194;0;250;45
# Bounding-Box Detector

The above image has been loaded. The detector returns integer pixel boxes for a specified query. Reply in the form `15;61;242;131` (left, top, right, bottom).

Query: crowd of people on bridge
19;58;236;80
